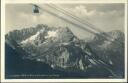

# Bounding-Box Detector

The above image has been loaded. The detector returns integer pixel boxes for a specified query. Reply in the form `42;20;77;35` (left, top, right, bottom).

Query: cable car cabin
33;5;39;13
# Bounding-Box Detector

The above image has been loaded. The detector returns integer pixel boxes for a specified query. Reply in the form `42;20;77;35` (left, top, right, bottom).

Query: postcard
1;0;127;82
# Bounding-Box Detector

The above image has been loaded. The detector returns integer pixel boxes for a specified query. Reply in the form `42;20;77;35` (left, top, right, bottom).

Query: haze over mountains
5;24;124;78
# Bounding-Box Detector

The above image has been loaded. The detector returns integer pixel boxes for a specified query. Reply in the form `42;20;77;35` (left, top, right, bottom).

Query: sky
5;4;124;39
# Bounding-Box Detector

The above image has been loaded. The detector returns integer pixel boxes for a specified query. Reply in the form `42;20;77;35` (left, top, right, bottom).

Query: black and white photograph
1;0;127;82
5;3;125;79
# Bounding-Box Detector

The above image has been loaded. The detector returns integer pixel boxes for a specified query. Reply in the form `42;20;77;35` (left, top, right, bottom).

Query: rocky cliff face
88;30;125;76
6;24;91;72
5;24;125;78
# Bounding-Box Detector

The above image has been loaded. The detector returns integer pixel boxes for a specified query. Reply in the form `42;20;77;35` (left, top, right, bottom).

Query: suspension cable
45;4;124;46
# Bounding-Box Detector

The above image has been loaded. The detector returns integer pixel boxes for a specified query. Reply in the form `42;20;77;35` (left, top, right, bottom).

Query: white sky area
6;4;124;39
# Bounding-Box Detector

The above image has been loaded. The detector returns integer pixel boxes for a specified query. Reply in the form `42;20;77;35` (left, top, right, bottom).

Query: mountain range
5;24;124;78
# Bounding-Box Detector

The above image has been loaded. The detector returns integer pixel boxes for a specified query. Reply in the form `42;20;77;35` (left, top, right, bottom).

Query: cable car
32;5;39;13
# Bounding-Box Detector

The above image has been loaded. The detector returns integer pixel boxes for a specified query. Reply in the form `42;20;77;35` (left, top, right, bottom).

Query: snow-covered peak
19;26;76;46
45;30;58;39
21;28;45;44
21;32;39;44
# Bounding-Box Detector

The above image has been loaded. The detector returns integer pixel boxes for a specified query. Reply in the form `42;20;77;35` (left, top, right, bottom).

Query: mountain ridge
5;24;124;78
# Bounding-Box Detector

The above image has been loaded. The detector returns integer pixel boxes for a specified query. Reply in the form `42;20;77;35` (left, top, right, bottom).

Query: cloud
5;4;124;39
68;4;124;31
73;5;96;16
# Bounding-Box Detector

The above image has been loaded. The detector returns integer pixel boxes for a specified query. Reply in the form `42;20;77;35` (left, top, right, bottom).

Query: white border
5;0;128;4
1;0;5;82
1;0;127;82
124;2;128;82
